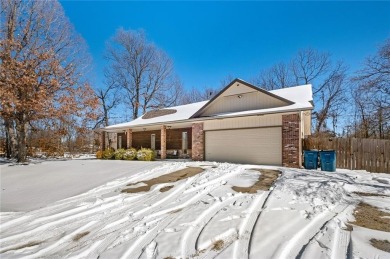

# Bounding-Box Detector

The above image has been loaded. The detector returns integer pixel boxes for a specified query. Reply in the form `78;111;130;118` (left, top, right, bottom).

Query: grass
232;169;280;193
122;167;204;193
0;241;42;253
370;239;390;253
73;231;90;241
350;202;390;232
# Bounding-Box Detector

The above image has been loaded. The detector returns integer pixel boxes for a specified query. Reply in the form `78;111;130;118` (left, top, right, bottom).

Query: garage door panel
205;127;282;165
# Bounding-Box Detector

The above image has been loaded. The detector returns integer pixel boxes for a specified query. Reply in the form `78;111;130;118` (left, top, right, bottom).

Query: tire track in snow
233;191;269;259
181;194;242;258
275;204;348;259
198;228;239;259
331;227;350;259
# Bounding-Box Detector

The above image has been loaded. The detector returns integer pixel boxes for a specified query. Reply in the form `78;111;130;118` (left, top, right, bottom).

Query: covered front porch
99;122;204;160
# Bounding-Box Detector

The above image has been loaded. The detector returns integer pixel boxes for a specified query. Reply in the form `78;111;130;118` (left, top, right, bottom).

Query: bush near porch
96;148;154;161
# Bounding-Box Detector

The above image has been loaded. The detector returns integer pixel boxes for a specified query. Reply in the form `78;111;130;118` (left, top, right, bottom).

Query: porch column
161;125;167;159
192;122;204;161
99;131;105;151
126;129;132;148
282;113;301;168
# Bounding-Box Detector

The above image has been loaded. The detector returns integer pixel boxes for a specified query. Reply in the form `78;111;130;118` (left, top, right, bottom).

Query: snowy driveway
1;161;390;258
0;159;162;212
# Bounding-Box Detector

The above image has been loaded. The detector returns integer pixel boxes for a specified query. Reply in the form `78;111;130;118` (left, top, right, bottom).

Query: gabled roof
102;79;313;131
190;78;294;118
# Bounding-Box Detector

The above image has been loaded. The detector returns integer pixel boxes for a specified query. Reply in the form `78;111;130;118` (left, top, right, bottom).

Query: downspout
299;111;304;168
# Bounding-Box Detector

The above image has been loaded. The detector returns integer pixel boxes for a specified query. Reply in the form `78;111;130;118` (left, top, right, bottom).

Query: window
182;132;188;153
118;135;122;149
151;134;156;150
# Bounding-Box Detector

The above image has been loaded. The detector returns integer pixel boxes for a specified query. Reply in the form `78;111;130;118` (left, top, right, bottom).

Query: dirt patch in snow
351;202;390;232
160;185;174;192
370;239;390;253
73;231;90;241
212;240;224;251
0;241;42;253
354;192;390;197
232;169;280;193
122;167;204;193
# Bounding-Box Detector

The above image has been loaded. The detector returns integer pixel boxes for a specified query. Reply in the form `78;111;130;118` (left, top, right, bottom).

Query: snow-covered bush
96;150;103;159
102;148;115;159
123;148;137;160
114;149;126;160
137;148;155;161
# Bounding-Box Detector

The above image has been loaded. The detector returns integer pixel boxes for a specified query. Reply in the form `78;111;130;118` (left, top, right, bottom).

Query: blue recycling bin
320;150;336;172
304;150;319;169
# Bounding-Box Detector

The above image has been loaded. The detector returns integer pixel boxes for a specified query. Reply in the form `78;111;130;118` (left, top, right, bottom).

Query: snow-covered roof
102;81;313;131
104;101;208;130
269;84;313;103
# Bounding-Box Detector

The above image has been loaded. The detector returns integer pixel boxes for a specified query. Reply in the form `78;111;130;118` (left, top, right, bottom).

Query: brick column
192;122;204;161
99;131;105;151
161;125;167;159
282;114;301;168
126;129;132;148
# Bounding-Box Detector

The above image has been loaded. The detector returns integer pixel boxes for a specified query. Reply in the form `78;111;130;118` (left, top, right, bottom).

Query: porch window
118;135;122;149
182;132;188;153
151;134;156;150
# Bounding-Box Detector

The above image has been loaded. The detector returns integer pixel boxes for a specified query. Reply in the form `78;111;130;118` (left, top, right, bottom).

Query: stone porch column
161;125;167;159
126;129;132;148
282;113;301;168
192;122;204;161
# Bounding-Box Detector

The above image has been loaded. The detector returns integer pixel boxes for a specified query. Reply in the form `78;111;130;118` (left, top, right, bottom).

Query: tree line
1;0;389;162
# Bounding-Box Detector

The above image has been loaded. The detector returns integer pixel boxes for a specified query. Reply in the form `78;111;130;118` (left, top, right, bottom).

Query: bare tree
352;38;390;139
0;0;98;162
105;29;181;119
253;48;348;134
252;62;293;90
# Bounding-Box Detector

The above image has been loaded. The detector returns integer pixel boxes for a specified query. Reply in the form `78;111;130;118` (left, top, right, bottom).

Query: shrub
102;148;115;159
114;149;126;160
96;150;103;159
137;148;155;161
123;148;137;160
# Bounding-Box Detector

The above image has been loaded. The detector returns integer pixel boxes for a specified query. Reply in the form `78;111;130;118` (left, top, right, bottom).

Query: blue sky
61;1;390;91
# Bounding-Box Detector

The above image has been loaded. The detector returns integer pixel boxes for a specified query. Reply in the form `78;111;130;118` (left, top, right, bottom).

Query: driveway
0;159;162;212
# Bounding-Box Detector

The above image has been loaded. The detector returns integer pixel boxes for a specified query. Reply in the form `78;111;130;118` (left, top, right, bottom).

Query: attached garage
205;127;282;165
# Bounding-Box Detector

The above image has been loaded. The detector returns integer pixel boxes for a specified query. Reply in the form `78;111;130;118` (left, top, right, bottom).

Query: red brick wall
192;123;204;161
282;114;301;168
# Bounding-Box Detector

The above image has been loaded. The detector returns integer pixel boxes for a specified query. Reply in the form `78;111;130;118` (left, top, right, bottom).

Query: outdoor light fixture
167;126;172;129
143;128;146;131
238;95;242;98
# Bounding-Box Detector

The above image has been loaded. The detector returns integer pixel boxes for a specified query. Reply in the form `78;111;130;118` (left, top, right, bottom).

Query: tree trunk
16;119;27;163
4;119;17;158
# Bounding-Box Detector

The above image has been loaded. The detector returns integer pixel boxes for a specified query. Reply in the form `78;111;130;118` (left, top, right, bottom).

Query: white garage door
205;127;282;165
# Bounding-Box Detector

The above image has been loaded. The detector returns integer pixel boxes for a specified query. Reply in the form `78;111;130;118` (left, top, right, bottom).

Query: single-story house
98;79;313;168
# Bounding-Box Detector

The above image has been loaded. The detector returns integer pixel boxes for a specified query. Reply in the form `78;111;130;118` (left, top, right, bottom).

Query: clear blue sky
61;1;390;90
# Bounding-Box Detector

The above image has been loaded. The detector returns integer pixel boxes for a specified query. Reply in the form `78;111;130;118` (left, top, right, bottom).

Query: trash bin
320;150;336;172
304;150;319;169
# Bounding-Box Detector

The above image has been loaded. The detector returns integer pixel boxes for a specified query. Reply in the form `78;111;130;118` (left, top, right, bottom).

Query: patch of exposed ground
160;185;174;192
122;167;204;193
212;240;224;251
0;241;42;253
73;231;89;241
350;202;390;232
169;208;183;214
370;239;390;253
232;169;280;193
354;192;390;197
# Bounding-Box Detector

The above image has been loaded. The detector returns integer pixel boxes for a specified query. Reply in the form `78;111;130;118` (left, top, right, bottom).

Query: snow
270;84;313;103
1;161;389;258
104;101;208;131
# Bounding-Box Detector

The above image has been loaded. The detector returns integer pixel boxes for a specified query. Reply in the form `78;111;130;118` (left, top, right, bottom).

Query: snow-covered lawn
0;161;389;258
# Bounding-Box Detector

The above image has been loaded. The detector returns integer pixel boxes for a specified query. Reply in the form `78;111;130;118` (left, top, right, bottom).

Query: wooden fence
303;137;390;173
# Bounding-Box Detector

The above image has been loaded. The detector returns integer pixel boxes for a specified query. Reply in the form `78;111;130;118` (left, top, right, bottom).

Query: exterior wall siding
117;133;127;149
132;130;161;149
282;113;301;168
201;84;288;117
